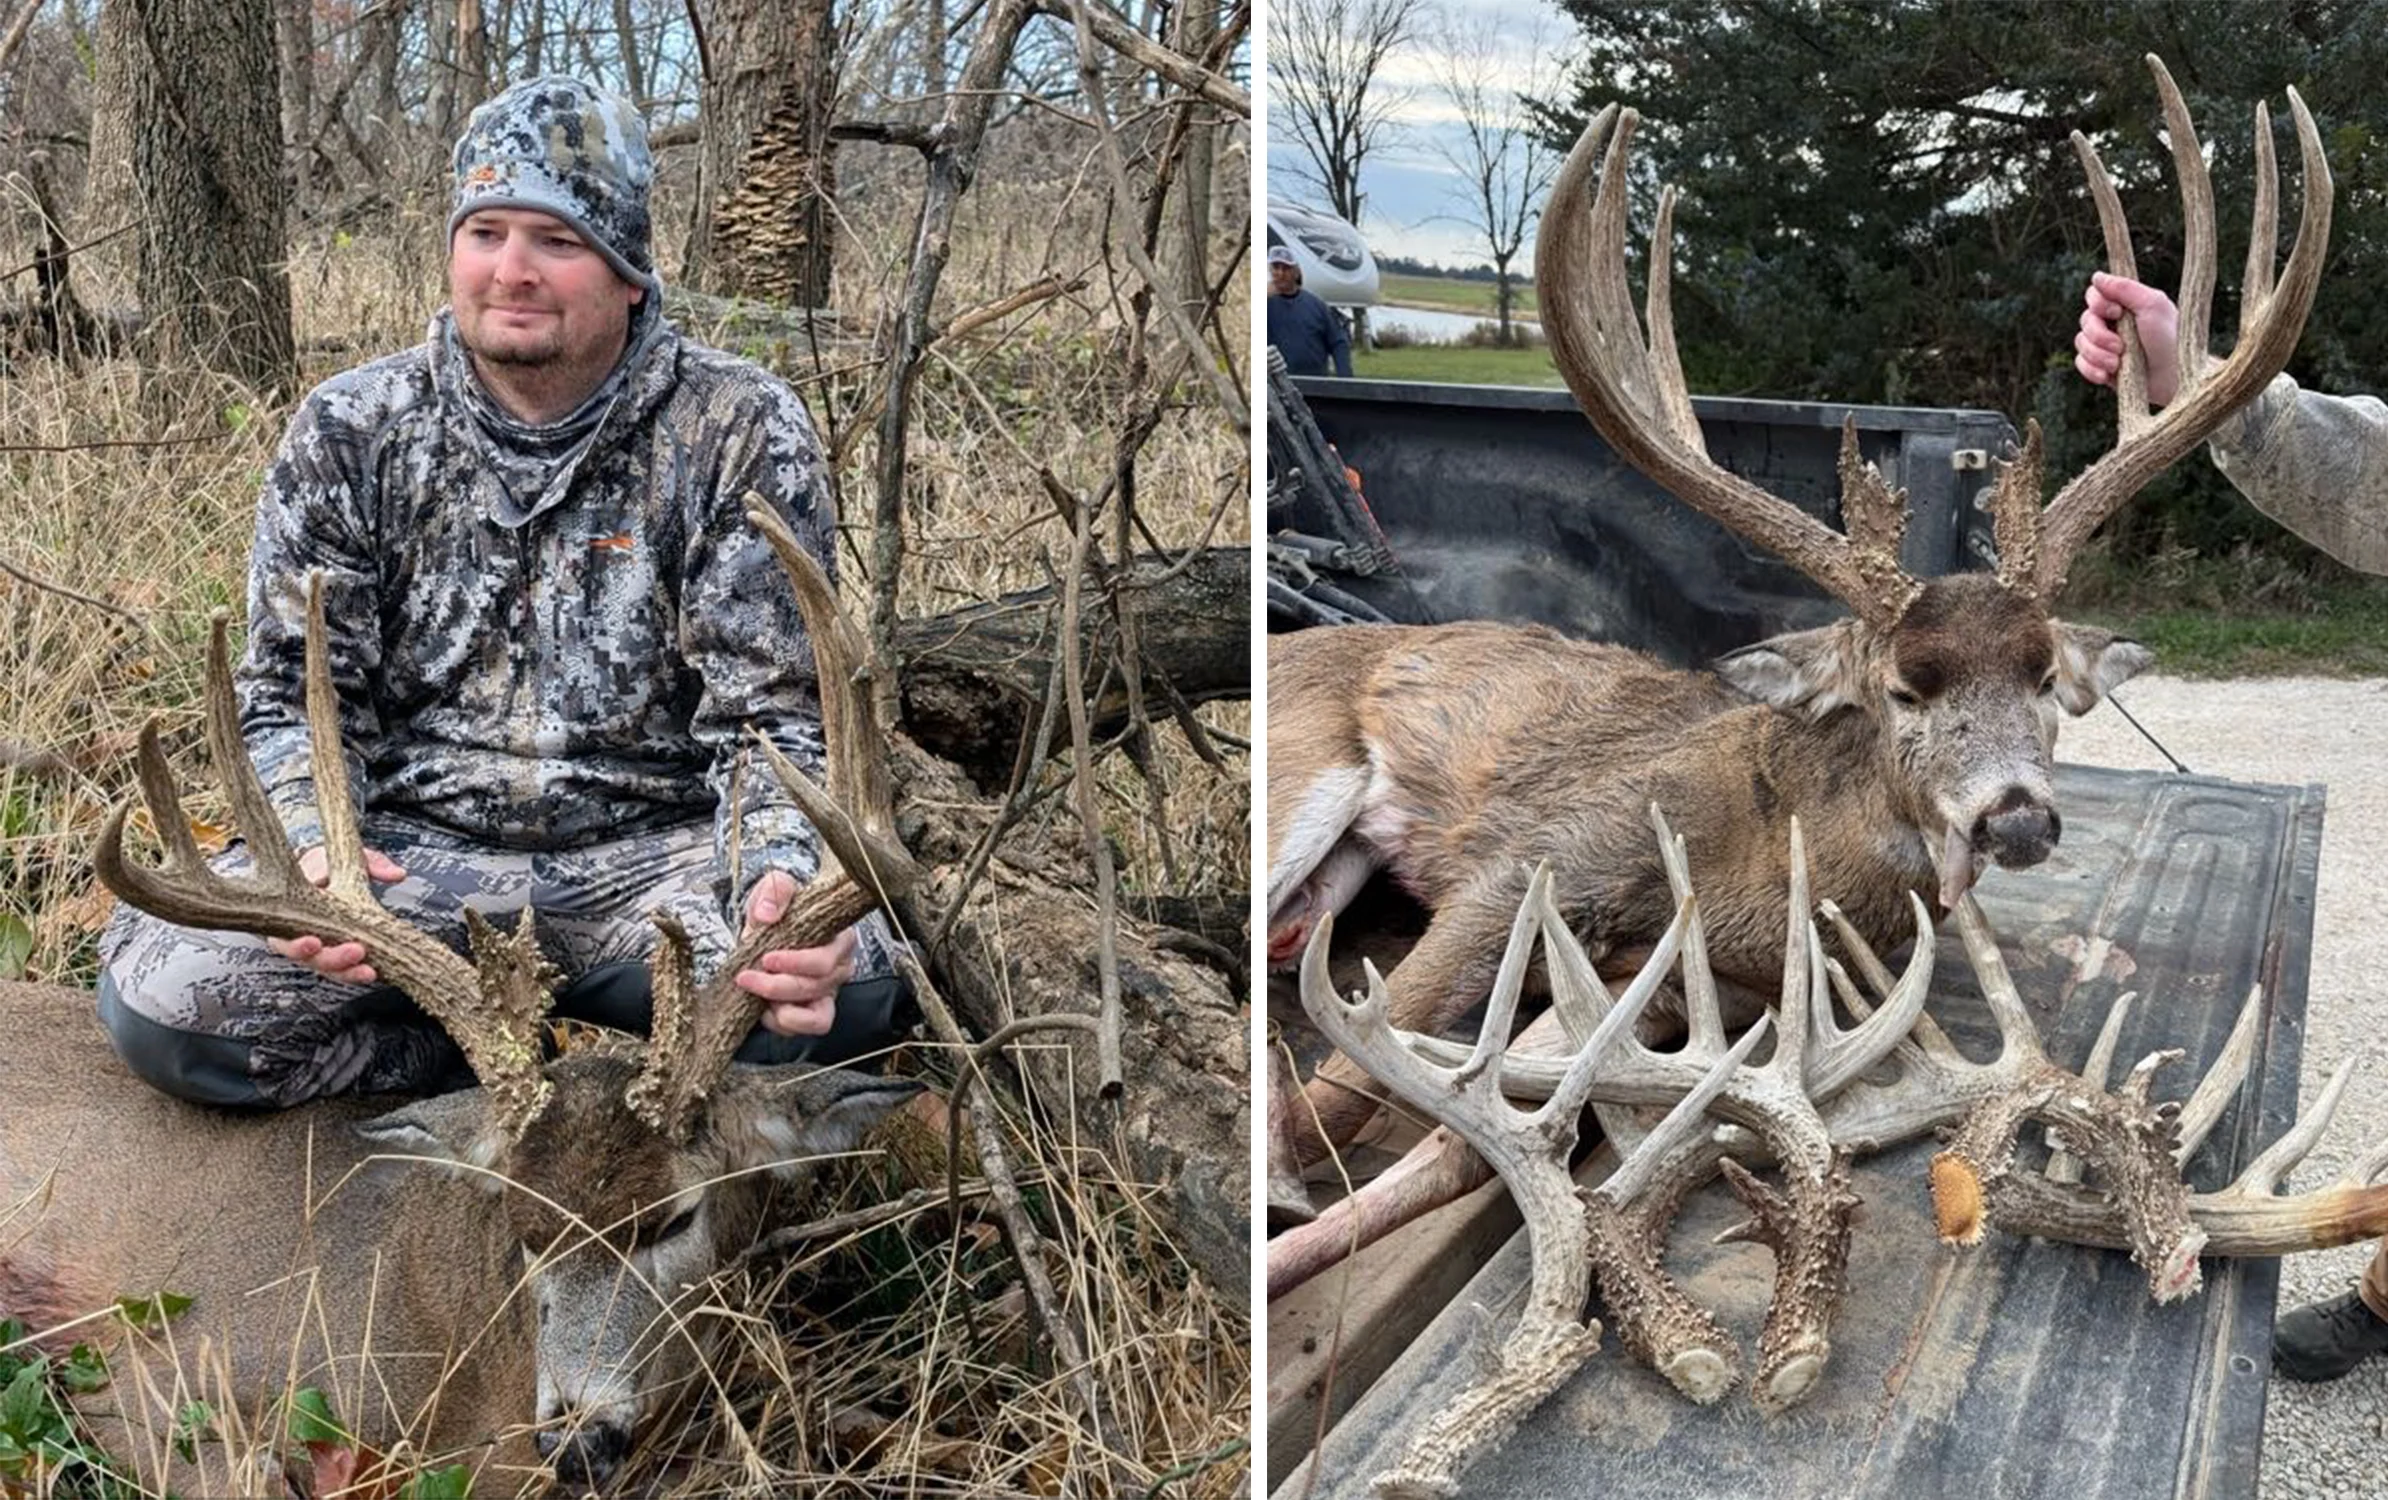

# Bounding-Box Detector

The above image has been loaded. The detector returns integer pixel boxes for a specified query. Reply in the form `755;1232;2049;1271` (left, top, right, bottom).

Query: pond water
1365;303;1542;345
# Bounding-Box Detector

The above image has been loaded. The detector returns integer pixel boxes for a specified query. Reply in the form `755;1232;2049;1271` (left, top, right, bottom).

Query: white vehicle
1266;199;1381;307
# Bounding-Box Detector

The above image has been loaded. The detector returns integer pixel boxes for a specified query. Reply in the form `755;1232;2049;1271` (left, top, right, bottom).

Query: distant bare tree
1270;0;1420;229
1431;15;1561;346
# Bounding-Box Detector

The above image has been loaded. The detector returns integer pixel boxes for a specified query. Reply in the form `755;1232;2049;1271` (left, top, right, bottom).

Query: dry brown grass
0;114;1250;1498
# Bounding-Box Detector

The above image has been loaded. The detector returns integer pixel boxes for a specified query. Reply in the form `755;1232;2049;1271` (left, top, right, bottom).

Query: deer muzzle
536;1421;631;1489
1979;790;2061;871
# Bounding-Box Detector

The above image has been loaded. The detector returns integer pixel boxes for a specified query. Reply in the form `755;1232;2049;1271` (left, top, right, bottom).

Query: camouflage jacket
2210;372;2388;575
238;302;840;921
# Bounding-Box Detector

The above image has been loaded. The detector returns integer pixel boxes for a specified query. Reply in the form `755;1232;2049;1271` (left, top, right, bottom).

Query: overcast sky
1268;0;1577;268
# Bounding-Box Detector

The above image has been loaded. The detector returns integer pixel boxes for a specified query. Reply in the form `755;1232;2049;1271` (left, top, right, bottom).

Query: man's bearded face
450;208;642;371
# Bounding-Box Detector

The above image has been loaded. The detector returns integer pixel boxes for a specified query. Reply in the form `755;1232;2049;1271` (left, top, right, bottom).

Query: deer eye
655;1206;700;1243
1886;683;1923;708
2039;671;2059;696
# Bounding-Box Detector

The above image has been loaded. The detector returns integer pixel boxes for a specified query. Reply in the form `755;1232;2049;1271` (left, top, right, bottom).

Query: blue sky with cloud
1269;0;1575;267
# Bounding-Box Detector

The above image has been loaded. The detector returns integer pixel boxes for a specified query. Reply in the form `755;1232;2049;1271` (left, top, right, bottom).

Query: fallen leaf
48;887;115;934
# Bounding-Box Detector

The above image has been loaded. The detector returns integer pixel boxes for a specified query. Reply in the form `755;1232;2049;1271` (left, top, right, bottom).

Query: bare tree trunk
121;0;294;393
79;0;139;305
609;0;646;105
684;0;839;307
457;0;487;115
426;0;459;139
923;0;944;97
275;0;312;171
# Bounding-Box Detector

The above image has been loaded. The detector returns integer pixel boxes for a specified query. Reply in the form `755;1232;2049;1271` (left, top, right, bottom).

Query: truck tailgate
1276;763;2323;1500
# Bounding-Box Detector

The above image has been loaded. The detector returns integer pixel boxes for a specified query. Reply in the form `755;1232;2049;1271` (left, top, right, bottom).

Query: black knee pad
95;975;270;1109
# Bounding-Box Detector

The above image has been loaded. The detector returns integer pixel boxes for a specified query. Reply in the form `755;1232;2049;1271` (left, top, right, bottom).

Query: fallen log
897;545;1249;788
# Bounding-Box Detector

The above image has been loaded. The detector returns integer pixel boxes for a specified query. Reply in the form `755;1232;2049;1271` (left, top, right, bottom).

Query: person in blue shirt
1266;245;1352;378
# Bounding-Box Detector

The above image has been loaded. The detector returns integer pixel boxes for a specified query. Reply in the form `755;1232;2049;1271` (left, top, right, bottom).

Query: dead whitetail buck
0;507;922;1496
1265;55;2332;1173
1299;810;2388;1500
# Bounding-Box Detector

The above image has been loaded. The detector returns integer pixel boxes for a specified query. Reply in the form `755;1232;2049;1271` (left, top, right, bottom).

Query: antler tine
630;504;924;1137
1949;893;2051;1070
1806;892;1935;1099
2156;57;2219;400
2036;56;2333;598
1540;103;1916;627
1819;896;1965;1064
2046;990;2136;1185
2234;1054;2357;1196
1648;802;1724;1057
2240;100;2278;340
2174;983;2263;1163
300;576;372;907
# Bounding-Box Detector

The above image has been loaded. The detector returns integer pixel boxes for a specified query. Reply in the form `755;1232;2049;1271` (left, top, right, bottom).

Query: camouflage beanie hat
450;76;654;287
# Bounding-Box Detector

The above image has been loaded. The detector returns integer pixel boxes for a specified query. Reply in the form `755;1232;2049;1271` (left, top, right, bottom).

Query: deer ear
1714;621;1867;719
2047;621;2154;716
354;1089;507;1192
725;1068;926;1174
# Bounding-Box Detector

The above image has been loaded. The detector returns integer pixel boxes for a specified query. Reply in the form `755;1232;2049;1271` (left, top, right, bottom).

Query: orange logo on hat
468;164;499;183
590;533;635;554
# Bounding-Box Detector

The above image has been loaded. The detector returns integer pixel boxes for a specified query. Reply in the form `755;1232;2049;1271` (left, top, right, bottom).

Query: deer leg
1292;887;1535;1166
1267;835;1383;969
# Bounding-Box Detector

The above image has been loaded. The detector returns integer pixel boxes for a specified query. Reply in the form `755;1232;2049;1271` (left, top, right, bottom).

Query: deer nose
1975;788;2060;869
537;1421;631;1489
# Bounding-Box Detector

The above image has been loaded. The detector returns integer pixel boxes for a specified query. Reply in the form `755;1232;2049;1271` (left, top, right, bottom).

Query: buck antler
95;575;559;1136
1536;105;1918;628
1301;863;1758;1499
1537;54;2332;619
1817;898;2388;1292
1272;812;1937;1398
624;501;924;1139
2010;54;2333;599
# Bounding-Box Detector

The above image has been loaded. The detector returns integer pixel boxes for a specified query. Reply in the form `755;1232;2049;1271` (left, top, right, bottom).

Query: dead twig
742;1182;992;1264
1064;7;1248;438
1036;0;1250;118
865;0;1040;672
0;550;152;637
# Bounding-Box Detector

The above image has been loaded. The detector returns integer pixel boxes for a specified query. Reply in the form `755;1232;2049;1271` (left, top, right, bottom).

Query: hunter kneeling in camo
96;75;907;1110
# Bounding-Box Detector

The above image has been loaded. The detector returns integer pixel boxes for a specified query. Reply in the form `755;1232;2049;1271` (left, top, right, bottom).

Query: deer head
94;507;923;1488
1536;55;2331;907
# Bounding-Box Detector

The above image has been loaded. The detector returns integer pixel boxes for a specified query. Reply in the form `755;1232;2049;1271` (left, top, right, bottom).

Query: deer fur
1267;575;2150;1155
0;981;916;1495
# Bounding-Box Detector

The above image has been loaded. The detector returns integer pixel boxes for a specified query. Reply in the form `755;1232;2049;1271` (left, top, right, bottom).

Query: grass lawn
2076;583;2388;676
1349;341;1566;387
1376;270;1540;319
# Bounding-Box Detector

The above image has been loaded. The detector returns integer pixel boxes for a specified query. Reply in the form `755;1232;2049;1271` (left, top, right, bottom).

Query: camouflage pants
97;814;900;1108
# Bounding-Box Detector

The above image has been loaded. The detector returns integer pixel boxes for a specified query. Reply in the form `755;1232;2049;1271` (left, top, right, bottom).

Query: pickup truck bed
1272;764;2323;1500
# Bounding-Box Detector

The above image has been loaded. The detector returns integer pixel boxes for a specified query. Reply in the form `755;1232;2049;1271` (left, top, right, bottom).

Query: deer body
0;980;913;1495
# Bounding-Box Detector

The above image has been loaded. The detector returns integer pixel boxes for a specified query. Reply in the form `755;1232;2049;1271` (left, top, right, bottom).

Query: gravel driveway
2060;675;2388;1498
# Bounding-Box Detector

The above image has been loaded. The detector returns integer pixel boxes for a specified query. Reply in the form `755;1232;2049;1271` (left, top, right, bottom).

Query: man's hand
2076;271;2182;406
267;845;409;984
738;869;857;1037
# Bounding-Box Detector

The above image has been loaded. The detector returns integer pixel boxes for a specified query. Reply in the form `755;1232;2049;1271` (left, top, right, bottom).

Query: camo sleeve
2210;372;2388;575
679;373;840;926
237;383;389;853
